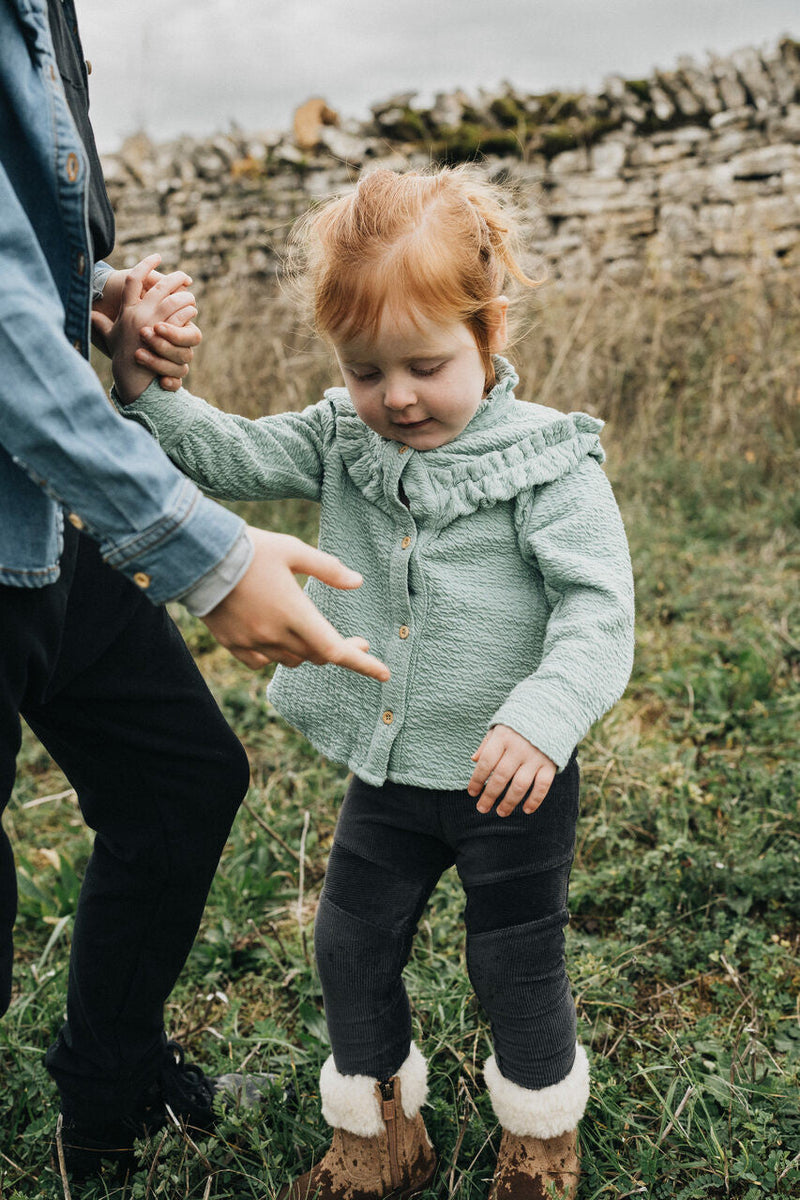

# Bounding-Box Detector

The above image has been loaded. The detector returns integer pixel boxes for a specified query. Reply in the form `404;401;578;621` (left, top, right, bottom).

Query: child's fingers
495;763;538;817
135;348;190;379
474;753;516;814
137;330;194;364
154;320;202;346
522;765;556;815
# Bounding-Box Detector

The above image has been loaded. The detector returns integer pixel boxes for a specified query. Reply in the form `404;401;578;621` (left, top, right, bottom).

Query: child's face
333;308;505;451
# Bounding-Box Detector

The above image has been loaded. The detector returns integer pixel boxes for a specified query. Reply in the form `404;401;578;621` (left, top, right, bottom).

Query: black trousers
0;523;250;1121
316;761;580;1092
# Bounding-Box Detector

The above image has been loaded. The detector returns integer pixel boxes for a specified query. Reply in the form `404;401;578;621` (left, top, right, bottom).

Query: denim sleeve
0;161;246;604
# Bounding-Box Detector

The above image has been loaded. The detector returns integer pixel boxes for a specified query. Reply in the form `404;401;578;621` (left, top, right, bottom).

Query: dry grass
187;272;800;485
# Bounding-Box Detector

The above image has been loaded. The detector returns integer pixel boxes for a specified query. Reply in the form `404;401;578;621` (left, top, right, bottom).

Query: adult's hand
202;527;391;680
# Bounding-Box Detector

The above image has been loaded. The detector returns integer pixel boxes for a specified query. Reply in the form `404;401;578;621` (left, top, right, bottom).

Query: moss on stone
538;125;581;157
391;106;429;141
489;95;525;128
626;79;652;102
537;92;585;122
430;124;523;164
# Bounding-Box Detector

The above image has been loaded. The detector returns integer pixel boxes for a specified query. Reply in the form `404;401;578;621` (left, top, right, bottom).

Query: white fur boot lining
320;1042;428;1137
484;1045;589;1139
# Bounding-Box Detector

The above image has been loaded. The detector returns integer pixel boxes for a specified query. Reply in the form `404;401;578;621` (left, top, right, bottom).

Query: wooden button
133;572;151;589
66;152;80;182
67;512;84;530
399;626;409;640
401;536;411;549
398;445;408;454
382;710;394;725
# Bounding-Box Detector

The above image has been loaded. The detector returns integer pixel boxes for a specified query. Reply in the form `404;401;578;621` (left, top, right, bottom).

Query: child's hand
468;725;556;817
135;318;202;393
100;258;199;404
92;254;201;393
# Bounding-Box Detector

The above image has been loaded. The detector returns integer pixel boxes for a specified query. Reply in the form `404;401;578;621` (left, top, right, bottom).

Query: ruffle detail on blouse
326;357;605;524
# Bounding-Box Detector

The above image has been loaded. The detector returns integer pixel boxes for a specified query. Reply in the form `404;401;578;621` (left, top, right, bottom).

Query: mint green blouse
120;359;634;787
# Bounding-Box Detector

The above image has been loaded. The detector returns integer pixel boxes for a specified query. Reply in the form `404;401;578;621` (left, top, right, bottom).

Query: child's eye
348;369;380;383
411;363;445;378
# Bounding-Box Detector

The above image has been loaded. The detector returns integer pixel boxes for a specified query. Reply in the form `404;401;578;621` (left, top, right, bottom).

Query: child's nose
383;378;416;409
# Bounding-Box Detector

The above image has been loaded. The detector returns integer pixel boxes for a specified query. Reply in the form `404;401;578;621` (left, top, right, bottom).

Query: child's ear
487;296;509;353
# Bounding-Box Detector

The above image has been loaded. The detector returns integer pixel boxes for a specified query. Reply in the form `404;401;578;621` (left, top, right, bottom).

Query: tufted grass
1;274;798;1198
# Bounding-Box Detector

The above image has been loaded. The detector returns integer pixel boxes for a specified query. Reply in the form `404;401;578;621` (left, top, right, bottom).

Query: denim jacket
0;0;245;599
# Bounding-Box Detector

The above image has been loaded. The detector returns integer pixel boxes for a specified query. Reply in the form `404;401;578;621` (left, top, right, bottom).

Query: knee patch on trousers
466;911;577;1090
314;894;415;1079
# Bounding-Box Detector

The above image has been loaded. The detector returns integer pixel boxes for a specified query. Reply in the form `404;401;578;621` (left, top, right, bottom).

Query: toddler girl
112;166;635;1200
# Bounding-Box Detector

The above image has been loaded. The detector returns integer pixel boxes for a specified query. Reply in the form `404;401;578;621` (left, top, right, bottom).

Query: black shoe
53;1039;269;1182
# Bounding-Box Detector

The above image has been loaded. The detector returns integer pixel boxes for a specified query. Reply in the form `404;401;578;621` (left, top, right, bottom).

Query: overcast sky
77;0;799;152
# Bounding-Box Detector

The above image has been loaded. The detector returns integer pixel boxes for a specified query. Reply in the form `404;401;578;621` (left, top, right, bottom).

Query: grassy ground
1;276;798;1198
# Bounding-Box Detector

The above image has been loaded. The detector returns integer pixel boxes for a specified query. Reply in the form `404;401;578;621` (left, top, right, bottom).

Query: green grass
1;277;799;1198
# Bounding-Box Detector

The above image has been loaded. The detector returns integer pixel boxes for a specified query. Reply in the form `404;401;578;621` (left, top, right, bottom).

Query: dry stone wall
102;39;800;295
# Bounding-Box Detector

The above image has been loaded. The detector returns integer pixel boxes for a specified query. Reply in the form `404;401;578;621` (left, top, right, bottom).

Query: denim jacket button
67;512;84;530
133;572;152;589
76;252;86;276
66;153;80;182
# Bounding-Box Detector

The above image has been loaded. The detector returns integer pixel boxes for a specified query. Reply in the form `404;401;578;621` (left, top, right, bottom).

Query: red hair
291;166;536;387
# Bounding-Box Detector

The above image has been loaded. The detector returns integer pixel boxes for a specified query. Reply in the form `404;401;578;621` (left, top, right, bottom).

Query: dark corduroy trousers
0;523;249;1121
316;758;580;1092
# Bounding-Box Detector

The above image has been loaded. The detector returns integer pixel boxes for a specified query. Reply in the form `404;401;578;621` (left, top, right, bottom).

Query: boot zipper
379;1080;401;1190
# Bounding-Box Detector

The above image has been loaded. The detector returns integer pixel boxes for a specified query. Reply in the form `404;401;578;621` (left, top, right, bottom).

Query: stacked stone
102;38;800;291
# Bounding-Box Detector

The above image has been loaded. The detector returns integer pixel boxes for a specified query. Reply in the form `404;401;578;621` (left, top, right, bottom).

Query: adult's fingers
145;269;193;301
286;589;390;680
121;254;161;306
288;538;365;591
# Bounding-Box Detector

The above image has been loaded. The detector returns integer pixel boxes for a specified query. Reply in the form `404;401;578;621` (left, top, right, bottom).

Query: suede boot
490;1128;579;1200
485;1047;589;1200
280;1045;436;1200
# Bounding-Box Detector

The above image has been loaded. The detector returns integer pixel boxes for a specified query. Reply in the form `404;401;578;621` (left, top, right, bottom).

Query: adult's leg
0;539;78;1017
22;535;250;1121
315;776;453;1080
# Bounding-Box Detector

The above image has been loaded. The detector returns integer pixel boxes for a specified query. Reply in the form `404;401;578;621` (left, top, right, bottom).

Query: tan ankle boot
280;1045;436;1200
484;1047;589;1200
490;1128;579;1199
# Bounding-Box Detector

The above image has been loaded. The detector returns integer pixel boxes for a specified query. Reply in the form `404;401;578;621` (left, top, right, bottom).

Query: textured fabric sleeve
117;381;328;502
490;457;635;770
